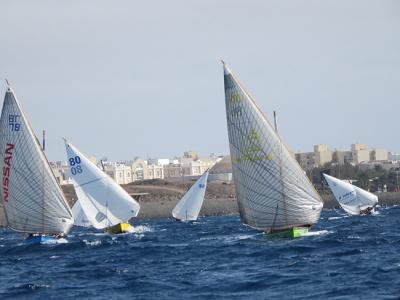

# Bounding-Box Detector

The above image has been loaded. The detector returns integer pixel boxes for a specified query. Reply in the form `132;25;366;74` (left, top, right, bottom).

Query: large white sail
65;141;140;229
172;170;209;221
0;87;73;234
71;200;91;227
323;174;378;215
223;62;323;233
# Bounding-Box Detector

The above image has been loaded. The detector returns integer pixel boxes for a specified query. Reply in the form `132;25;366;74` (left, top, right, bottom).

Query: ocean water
1;207;400;299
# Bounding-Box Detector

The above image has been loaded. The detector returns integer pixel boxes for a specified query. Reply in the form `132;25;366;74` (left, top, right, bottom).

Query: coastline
61;181;400;220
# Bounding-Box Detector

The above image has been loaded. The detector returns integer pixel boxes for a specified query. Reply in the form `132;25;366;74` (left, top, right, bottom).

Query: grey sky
1;1;399;161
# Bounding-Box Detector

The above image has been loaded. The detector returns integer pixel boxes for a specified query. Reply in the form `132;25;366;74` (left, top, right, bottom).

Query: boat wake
328;216;348;220
131;225;153;234
42;238;69;245
83;239;102;246
303;230;331;237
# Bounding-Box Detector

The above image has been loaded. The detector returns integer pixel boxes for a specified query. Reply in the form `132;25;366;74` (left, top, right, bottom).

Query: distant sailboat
222;62;323;237
71;200;91;228
172;170;209;222
64;140;140;234
323;173;378;215
0;84;74;244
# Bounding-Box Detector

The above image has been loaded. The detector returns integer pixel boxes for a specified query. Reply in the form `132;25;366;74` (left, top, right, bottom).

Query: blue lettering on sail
198;184;205;189
8;115;21;131
339;191;355;201
69;156;83;175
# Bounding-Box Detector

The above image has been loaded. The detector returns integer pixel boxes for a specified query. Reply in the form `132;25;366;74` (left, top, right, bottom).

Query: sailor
360;206;373;215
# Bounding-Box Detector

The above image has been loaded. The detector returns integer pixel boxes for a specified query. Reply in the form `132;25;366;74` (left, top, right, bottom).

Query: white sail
0;87;73;234
65;141;140;229
172;170;209;221
323;174;378;215
0;202;7;227
71;200;91;227
223;62;323;232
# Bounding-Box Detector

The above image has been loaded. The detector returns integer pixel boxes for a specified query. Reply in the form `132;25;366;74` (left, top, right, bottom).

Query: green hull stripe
264;227;309;238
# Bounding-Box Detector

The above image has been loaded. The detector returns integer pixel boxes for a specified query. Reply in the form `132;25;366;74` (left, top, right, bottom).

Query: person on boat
359;206;374;215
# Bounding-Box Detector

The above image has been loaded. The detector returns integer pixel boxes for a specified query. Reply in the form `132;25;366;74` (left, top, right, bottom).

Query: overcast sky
1;1;399;161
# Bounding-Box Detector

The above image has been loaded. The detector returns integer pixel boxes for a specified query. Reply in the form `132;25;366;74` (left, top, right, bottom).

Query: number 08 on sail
222;62;323;237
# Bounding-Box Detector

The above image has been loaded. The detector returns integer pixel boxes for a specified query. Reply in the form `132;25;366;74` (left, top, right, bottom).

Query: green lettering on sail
230;92;241;103
234;129;273;162
248;129;260;142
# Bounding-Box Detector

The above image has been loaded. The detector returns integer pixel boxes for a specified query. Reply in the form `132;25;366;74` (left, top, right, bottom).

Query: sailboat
222;62;323;237
323;173;378;215
172;169;209;222
64;140;140;234
0;83;74;244
71;200;91;227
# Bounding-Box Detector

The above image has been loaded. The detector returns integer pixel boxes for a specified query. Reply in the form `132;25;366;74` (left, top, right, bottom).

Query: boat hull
264;227;309;238
106;223;132;234
174;218;195;223
24;235;58;245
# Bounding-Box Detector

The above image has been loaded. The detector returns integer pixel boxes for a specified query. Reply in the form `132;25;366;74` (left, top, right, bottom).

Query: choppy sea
1;206;400;299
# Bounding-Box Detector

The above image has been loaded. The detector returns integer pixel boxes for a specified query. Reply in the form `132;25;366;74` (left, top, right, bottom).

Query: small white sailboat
71;200;91;228
64;140;140;234
323;173;378;215
0;84;74;244
172;170;209;222
222;62;323;237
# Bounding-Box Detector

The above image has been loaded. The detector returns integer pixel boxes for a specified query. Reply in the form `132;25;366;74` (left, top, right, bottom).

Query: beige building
314;144;332;166
332;150;352;164
351;144;370;164
370;149;388;161
131;159;148;181
164;163;182;178
359;160;399;172
147;164;164;180
295;144;332;170
104;163;133;185
164;153;217;178
295;152;315;170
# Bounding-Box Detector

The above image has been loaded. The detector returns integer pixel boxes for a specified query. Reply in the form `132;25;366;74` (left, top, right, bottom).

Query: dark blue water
1;207;400;299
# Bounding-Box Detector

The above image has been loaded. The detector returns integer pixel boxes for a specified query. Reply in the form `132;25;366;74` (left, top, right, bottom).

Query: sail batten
223;63;322;232
0;88;73;234
323;174;378;215
65;141;140;229
172;170;209;221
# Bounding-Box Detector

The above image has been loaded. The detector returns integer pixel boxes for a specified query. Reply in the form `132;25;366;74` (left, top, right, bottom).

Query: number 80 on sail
69;156;83;175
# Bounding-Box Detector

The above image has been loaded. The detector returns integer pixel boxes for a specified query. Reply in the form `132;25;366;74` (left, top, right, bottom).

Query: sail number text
69;156;83;175
8;115;21;132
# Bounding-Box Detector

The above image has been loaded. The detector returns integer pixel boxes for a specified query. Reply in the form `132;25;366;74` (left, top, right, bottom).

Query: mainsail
0;86;73;234
323;174;378;215
65;141;140;229
172;170;209;221
223;62;323;232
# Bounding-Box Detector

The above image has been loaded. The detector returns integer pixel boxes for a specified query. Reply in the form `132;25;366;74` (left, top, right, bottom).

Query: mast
273;110;288;230
273;111;278;133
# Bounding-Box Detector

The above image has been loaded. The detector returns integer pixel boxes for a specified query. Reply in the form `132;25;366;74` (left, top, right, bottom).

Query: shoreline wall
61;183;400;220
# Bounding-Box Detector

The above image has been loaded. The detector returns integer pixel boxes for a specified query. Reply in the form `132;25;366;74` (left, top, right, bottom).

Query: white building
51;161;73;185
104;162;133;184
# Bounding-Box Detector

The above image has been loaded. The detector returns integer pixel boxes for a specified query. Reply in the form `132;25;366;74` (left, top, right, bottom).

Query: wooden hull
106;223;132;234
